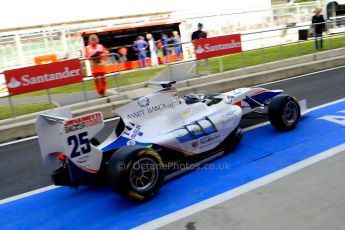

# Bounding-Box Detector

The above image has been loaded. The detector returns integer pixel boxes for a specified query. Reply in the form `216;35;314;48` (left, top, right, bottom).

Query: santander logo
197;40;241;54
196;45;205;54
8;67;81;88
4;59;83;95
7;77;21;88
194;34;242;59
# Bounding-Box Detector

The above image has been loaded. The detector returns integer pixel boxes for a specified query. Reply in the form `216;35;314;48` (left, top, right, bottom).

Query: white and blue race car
36;81;304;201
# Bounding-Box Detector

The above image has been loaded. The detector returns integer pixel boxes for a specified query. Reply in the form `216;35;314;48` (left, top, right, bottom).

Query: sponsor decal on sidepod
127;102;174;119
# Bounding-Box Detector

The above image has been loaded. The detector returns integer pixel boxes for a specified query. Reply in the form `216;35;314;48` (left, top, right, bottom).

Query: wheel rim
283;101;299;125
129;157;159;192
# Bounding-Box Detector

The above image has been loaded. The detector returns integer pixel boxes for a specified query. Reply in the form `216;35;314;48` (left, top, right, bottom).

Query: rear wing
35;108;104;178
147;81;176;88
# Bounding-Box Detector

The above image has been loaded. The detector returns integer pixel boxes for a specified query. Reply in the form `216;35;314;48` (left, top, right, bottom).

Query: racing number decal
67;132;91;158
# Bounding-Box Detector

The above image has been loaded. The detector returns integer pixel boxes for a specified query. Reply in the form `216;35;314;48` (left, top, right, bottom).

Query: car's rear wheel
107;146;164;201
268;94;300;131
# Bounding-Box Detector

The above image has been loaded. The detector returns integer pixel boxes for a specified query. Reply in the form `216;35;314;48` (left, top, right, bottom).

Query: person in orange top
85;34;109;97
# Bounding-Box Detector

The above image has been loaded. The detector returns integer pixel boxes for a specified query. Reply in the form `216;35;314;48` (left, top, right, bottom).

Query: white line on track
0;185;59;205
255;65;345;87
305;97;345;112
133;143;345;230
0;136;38;147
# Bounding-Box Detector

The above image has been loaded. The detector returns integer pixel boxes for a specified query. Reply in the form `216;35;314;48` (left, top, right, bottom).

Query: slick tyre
107;146;164;202
268;94;300;131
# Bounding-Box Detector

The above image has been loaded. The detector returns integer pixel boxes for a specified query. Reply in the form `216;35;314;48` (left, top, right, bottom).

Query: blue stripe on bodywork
243;91;281;108
176;132;194;143
101;136;149;152
203;126;217;135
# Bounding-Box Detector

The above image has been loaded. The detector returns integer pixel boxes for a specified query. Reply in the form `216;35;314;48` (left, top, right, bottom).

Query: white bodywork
104;87;242;156
36;109;104;180
218;87;282;114
36;84;286;180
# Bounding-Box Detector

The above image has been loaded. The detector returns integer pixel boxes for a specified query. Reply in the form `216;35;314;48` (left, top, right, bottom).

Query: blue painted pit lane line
1;100;345;230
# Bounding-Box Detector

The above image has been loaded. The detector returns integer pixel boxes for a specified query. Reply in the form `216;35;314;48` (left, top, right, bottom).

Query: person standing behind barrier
85;34;109;97
133;36;148;68
146;33;159;67
161;33;169;63
171;31;182;61
312;8;325;50
118;47;128;62
192;23;209;75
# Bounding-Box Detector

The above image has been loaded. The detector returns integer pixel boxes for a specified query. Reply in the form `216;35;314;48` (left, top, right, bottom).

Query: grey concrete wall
0;94;128;126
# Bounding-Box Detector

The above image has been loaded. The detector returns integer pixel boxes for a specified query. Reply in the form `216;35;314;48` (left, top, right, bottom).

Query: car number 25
67;132;91;158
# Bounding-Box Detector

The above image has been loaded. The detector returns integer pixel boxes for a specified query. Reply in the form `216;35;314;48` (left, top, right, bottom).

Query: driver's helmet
184;94;204;104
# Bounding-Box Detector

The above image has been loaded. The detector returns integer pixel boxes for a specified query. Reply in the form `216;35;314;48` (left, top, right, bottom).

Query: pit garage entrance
326;0;345;27
79;20;183;71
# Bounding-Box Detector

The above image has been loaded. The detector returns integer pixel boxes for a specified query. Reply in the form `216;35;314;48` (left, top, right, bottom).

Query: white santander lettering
204;40;241;53
20;67;81;86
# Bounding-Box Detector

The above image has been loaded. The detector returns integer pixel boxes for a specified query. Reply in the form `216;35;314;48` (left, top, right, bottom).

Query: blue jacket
133;40;148;54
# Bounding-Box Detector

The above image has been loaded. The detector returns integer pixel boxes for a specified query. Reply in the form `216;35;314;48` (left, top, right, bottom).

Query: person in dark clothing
133;36;148;68
312;8;325;49
161;33;169;63
191;23;209;75
191;22;207;41
171;31;182;61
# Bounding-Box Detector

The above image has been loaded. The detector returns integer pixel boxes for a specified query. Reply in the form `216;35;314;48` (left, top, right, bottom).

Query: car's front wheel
107;146;164;201
268;94;300;131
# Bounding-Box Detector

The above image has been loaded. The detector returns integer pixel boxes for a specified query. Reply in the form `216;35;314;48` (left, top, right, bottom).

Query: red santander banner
193;34;242;60
4;59;83;95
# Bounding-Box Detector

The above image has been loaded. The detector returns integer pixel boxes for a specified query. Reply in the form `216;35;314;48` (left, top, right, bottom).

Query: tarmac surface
159;150;345;230
154;61;196;82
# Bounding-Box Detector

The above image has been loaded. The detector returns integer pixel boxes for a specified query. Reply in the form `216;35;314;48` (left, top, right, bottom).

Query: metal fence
1;20;345;120
0;30;83;70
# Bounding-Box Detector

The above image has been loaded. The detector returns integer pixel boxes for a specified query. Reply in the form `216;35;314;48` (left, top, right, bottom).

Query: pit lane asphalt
159;149;345;230
1;66;345;200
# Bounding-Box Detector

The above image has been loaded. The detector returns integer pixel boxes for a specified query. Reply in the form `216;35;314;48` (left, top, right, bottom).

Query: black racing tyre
268;94;300;131
107;146;164;202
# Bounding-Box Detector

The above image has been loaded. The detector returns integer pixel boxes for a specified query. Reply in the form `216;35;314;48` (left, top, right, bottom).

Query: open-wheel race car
36;81;305;201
